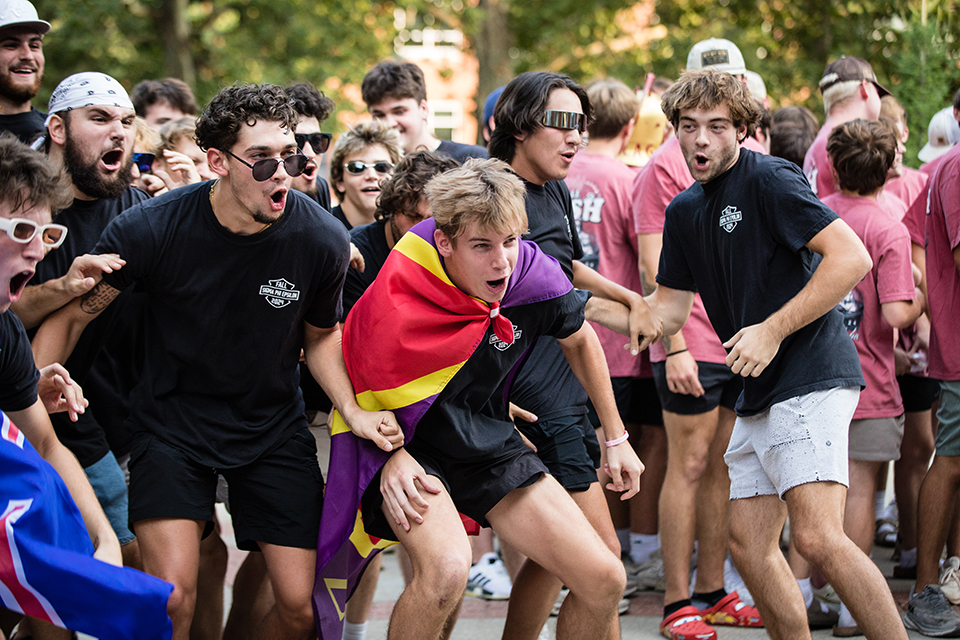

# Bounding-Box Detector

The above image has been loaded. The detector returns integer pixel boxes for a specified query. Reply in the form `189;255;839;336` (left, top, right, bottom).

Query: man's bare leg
729;494;808;640
121;538;142;569
489;476;624;640
344;553;383;630
893;409;935;558
223;552;269;640
915;455;960;591
628;422;666;556
386;477;472;640
191;525;228;640
692;408;735;596
787;482;907;640
660;408;721;603
137;518;205;640
255;544;316;640
501;482;620;640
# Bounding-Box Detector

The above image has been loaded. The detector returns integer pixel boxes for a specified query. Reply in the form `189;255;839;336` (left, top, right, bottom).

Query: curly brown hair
0;132;72;217
660;69;761;140
285;82;335;124
826;118;896;196
195;84;299;153
376;150;460;221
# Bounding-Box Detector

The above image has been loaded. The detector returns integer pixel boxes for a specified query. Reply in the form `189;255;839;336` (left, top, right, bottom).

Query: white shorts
725;387;859;500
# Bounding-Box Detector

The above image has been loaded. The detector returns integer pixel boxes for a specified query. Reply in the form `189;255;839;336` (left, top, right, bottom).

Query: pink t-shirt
566;151;647;378
742;135;768;155
631;137;728;365
885;167;928;215
878;191;907;221
803;124;835;199
825;193;916;418
924;144;960;380
921;153;951;177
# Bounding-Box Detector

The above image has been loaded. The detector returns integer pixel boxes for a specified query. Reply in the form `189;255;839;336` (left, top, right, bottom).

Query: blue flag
0;411;173;639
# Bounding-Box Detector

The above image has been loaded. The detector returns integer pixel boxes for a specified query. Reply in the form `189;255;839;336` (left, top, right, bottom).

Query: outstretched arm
723;218;872;377
303;321;403;452
558;322;643;500
12;254;125;329
573;259;661;354
32;280;122;369
9;400;121;566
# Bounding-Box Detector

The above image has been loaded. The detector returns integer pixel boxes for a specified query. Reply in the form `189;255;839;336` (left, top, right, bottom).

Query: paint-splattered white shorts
725;387;859;500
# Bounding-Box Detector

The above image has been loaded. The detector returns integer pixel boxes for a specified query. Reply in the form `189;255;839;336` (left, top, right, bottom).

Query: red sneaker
698;591;763;627
660;605;717;640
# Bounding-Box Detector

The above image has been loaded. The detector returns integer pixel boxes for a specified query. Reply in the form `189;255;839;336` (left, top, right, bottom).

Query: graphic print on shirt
805;166;819;196
570;184;603;270
259;278;301;308
488;324;522;352
719;205;742;233
838;288;864;340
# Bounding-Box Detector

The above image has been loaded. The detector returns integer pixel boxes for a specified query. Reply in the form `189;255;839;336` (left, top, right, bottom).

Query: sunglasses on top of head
226;150;307;181
295;132;333;155
540;110;586;132
0;217;68;248
344;160;394;175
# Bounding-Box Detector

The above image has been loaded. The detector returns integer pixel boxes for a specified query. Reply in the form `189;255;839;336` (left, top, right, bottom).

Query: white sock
342;620;367;640
875;491;886;516
798;577;814;609
616;528;630;556
629;533;659;564
838;602;856;629
901;547;918;568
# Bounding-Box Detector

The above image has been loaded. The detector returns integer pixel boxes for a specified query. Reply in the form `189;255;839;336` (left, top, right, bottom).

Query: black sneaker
903;585;960;637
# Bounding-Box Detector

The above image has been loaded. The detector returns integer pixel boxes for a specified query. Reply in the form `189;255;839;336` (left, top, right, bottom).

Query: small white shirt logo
719;206;742;233
489;324;522;351
260;278;301;308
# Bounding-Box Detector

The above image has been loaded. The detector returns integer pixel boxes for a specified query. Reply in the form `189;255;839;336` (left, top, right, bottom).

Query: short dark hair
954;88;960;112
660;69;762;140
772;105;819;136
0;132;72;216
376;150;459;221
361;60;427;107
769;122;816;168
285;82;335;125
195;84;298;153
826;118;896;196
489;71;592;163
130;78;197;118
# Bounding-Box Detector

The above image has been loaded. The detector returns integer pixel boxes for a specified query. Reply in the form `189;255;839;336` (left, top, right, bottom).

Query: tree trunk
473;0;514;145
158;0;195;88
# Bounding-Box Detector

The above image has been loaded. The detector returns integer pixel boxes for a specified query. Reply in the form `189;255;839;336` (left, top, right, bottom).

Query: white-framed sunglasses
0;217;68;248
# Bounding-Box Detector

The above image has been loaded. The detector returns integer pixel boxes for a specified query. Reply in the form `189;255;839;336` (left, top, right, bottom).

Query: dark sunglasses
541;110;585;132
132;152;155;173
344;160;394;175
227;150;307;181
295;132;332;155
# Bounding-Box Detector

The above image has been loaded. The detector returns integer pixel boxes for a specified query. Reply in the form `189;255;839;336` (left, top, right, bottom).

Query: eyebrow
242;142;297;154
680;116;733;125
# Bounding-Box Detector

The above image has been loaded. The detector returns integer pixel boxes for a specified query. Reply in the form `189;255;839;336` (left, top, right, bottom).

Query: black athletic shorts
899;374;941;412
128;427;324;551
361;431;546;541
517;413;602;492
587;377;664;428
652;361;741;415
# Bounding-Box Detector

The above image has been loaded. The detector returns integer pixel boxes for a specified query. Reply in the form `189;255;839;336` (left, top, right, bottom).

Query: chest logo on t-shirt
488;324;522;351
719;205;742;233
259;278;301;308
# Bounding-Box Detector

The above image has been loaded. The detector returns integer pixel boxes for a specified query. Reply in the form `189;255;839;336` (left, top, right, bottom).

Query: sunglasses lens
11;221;36;241
251;158;280;181
542;110;583;131
283;154;307;177
133;153;154;172
373;162;393;174
345;161;365;175
41;226;65;246
311;134;332;154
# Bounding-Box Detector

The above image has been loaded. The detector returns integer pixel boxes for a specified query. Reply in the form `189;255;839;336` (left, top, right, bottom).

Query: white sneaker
723;557;754;606
628;549;665;591
941;556;960;605
466;552;512;600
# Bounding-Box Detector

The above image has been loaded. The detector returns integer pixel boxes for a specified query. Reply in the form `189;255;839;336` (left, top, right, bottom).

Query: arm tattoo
79;281;120;314
639;269;657;296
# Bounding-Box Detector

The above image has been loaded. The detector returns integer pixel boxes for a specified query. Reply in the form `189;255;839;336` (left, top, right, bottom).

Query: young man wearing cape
315;158;654;640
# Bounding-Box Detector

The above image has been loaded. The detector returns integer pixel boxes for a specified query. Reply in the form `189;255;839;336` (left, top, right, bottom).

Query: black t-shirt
31;187;149;466
343;219;391;319
330;204;352;231
510;179;590;420
0;108;46;145
436;139;489;163
0;312;39;412
658;149;864;415
95;182;350;468
408;288;586;461
314;176;332;212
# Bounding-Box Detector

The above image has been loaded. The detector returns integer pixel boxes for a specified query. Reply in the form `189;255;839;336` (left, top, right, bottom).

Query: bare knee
274;597;315;636
568;550;625;609
166;580;198;625
791;522;841;566
413;553;470;609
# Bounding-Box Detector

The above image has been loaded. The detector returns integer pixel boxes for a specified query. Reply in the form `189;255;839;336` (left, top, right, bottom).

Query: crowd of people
1;0;960;639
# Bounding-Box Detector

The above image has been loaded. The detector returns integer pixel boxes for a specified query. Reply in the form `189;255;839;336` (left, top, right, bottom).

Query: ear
207;148;230;178
47;114;67;146
860;80;870;99
514;131;527;143
435;228;454;257
736;122;749;144
419;99;430;121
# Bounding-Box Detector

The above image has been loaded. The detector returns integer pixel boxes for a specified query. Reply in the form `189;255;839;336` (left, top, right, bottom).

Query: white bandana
44;72;134;128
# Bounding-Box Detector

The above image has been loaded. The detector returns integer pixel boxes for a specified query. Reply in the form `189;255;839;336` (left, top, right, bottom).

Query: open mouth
269;189;286;210
487;277;507;292
361;187;380;194
12;66;36;76
301;163;317;180
101;149;123;171
560;150;577;162
694;153;709;169
10;271;32;300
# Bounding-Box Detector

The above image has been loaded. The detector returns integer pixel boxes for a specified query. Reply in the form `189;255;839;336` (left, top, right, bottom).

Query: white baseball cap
744;70;767;100
918;107;960;163
0;0;50;34
687;38;747;76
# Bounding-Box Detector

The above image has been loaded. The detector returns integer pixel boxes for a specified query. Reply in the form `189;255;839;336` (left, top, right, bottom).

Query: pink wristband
605;431;629;448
